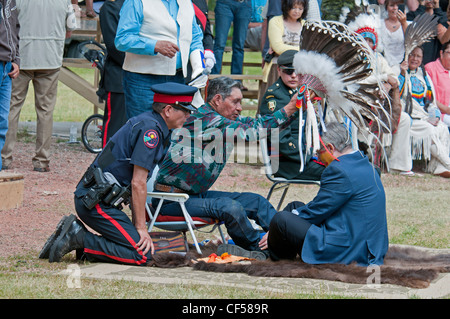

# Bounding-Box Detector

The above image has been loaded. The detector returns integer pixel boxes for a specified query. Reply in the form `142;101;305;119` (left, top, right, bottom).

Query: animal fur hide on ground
148;245;449;289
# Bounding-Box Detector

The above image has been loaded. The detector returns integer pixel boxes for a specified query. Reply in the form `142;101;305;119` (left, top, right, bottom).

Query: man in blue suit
263;122;389;266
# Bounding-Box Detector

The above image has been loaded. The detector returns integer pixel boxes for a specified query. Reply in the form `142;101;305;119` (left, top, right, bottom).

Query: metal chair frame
146;192;225;254
259;135;320;210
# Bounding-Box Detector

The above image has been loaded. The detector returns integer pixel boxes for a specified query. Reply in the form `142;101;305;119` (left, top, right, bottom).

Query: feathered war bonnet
342;0;380;49
346;12;379;49
293;20;391;146
344;5;395;131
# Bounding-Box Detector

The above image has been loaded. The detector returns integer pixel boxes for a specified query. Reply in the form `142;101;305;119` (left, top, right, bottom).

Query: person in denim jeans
115;0;204;119
0;0;20;171
211;0;252;75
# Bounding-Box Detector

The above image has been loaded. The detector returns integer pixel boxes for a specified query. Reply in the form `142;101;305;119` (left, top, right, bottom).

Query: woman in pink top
425;41;450;127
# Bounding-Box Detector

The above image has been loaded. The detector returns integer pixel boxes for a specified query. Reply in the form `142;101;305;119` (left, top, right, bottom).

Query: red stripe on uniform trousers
83;248;147;265
102;92;112;148
94;204;148;265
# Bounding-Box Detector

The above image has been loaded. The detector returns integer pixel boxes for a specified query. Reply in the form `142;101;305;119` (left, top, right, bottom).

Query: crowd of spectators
258;0;450;177
1;0;449;178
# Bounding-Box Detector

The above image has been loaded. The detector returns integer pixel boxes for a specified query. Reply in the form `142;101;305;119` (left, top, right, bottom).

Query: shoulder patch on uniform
265;95;275;100
143;129;159;149
268;101;276;112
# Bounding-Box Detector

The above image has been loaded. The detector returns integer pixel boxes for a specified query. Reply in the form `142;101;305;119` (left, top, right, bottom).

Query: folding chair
259;135;320;211
145;170;225;254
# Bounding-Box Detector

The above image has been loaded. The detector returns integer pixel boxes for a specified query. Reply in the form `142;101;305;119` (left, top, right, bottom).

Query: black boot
39;215;73;259
49;216;86;263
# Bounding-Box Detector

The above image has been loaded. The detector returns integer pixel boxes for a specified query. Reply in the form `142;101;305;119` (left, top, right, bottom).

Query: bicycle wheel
81;114;104;153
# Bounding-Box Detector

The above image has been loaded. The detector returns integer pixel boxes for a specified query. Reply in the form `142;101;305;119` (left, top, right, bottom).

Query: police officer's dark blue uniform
41;83;197;265
91;109;170;188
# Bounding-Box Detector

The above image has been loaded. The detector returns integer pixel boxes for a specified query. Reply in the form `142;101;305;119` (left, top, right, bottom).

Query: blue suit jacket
297;151;389;266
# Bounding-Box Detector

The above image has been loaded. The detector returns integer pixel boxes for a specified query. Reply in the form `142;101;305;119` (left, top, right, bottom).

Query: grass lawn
19;67;97;123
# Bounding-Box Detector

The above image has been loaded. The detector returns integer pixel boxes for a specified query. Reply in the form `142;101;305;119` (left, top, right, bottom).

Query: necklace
386;19;400;30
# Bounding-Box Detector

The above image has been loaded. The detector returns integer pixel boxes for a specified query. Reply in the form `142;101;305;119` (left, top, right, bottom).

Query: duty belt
154;183;188;194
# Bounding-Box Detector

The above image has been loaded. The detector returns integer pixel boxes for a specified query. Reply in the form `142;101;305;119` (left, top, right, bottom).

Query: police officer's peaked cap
151;82;198;112
277;50;297;69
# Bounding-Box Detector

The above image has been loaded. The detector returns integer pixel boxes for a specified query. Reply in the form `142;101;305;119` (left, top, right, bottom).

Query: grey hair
321;122;353;153
206;76;243;103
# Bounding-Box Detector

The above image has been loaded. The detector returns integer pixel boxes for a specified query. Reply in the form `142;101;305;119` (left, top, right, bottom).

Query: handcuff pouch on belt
81;166;130;210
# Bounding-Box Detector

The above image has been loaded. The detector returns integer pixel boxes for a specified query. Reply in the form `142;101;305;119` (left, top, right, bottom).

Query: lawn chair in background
259;134;320;211
145;167;226;255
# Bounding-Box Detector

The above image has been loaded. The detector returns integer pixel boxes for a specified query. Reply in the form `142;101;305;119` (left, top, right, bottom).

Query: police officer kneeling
40;83;197;265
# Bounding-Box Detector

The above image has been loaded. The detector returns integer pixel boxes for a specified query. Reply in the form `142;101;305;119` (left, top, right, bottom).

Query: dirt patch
0;140;95;258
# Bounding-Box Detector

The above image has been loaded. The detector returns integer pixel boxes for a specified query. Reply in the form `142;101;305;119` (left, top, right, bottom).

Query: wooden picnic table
60;17;104;112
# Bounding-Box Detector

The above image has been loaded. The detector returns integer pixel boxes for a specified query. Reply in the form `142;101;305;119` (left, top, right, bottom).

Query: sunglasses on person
280;67;297;76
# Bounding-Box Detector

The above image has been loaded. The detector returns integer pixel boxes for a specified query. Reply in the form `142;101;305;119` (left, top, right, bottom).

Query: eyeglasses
281;68;297;76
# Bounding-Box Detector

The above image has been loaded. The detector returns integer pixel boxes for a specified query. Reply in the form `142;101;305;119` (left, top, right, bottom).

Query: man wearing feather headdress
289;18;395;173
259;17;392;264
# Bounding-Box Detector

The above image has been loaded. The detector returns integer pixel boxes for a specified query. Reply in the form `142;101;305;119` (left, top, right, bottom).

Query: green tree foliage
321;0;357;21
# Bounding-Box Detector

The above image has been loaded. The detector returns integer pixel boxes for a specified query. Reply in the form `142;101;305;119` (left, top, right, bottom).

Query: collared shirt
156;103;295;194
115;0;203;69
94;110;171;187
425;58;450;108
